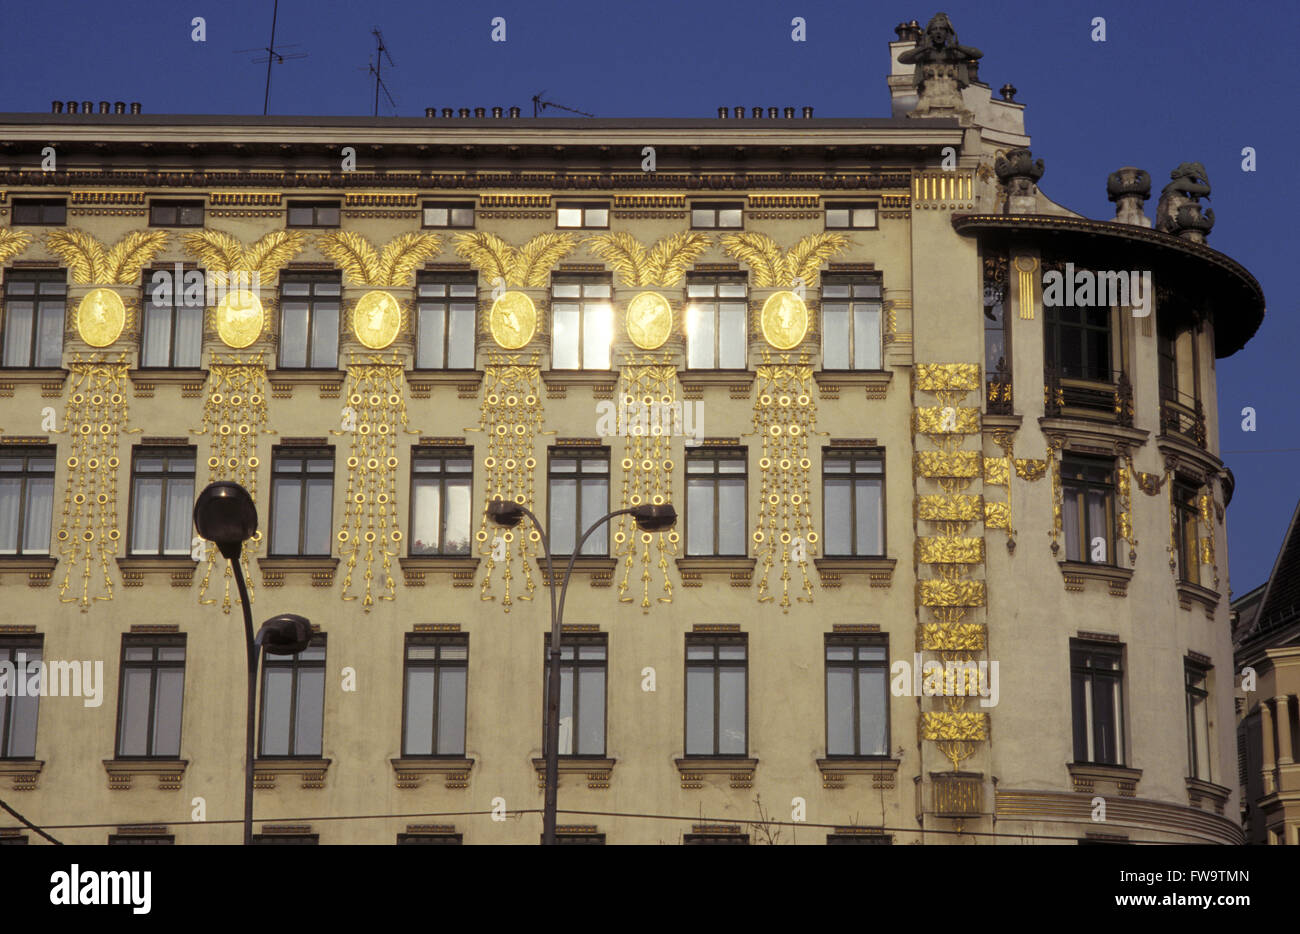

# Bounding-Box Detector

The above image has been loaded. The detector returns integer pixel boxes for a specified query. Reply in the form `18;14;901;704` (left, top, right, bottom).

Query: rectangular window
690;202;744;229
114;635;186;758
148;200;205;228
683;833;749;844
269;447;334;556
1061;454;1115;565
553;832;606;845
410;448;472;556
827;833;892;844
397;832;463;844
550;277;613;370
821;276;882;370
11;198;66;226
685;276;747;370
128;446;196;556
825;202;878;230
0;636;42;758
415;274;476;369
1070;641;1125;766
285;201;341;228
685;448;746;556
1173;481;1201;585
983;261;1011;409
555;202;609;229
422;201;475;229
402;634;468;757
278;273;340;369
548;448;609;556
685;635;747;756
141;266;203;368
823;449;884;556
252;833;319;845
259;635;326;758
2;271;65;368
0;446;55;555
824;635;889;757
543;634;607;757
1045;301;1112;382
1185;662;1211;781
108;834;175;845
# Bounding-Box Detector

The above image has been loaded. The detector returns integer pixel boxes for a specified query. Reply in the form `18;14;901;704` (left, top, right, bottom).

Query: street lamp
488;497;677;844
194;481;312;845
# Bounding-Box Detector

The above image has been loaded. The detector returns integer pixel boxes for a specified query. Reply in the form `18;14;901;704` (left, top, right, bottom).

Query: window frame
409;446;474;556
414;273;477;370
689;201;744;230
10;198;66;226
147;199;205;229
0;635;43;759
421;201;475;229
546;447;610;557
1173;480;1201;585
821;448;886;557
684;275;748;371
127;445;197;557
113;634;187;759
542;633;608;758
1044;293;1117;383
555;202;609;230
824;201;879;230
267;446;334;557
0;445;56;556
401;633;469;758
1060;453;1117;565
684;447;747;557
140;264;204;368
823;634;890;759
1069;640;1126;767
258;634;327;759
285;201;341;228
1;270;66;369
277;272;341;370
548;275;613;371
1185;661;1211;781
683;634;748;758
820;275;883;372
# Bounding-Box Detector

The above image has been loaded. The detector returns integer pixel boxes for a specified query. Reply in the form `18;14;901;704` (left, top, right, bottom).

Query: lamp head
255;614;314;656
487;499;525;529
631;503;677;532
193;481;258;560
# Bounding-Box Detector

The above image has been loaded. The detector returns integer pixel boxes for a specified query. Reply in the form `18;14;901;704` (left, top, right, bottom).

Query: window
410;448;472;556
2;271;65;368
550;277;613;370
108;834;175;845
825;635;889;757
402;634;468;757
983;259;1011;410
1061;454;1115;565
685;635;746;756
114;636;186;758
821;276;882;370
684;832;748;844
259;635;326;758
823;449;884;556
556;202;609;229
691;202;743;229
548;448;609;556
0;446;55;555
148;200;204;228
825;202;878;230
1186;662;1211;781
552;831;606;844
415;274;476;369
11;198;66;226
685;276;747;370
0;835;28;845
1070;641;1125;766
1173;481;1201;585
543;635;607;757
269;447;333;556
0;636;42;758
398;832;463;844
827;833;892;844
285;201;340;228
1157;317;1178;401
141;266;202;367
685;449;746;556
1045;301;1112;381
278;273;340;369
128;447;196;556
252;833;319;845
422;202;474;228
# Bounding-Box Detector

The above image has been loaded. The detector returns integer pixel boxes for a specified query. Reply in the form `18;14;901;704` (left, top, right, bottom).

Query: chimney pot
767;107;778;118
51;101;63;113
82;100;93;114
751;107;762;118
802;106;814;118
99;101;110;114
458;108;470;118
474;107;485;118
66;101;78;114
425;107;436;117
114;101;126;114
784;106;795;118
718;107;728;118
442;107;453;117
129;102;141;114
733;106;744;118
492;106;502;118
509;106;520;118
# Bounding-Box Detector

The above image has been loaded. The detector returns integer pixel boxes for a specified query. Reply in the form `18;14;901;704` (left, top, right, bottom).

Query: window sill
540;369;617;400
1067;762;1141;797
0;367;68;397
535;556;617;588
127;368;208;398
102;758;188;791
817;756;900;790
814;556;896;589
399;555;479;588
0;758;44;791
408;369;483;400
1185;776;1232;816
258;556;339;588
1155;435;1222;480
1038;417;1149;453
679;370;756;400
812;369;893;400
390;756;475;790
116;555;197;588
1059;560;1132;596
1176;579;1220;618
267;368;346;399
675;556;756;588
530;757;616;790
253;757;331;790
0;555;57;588
675;757;757;790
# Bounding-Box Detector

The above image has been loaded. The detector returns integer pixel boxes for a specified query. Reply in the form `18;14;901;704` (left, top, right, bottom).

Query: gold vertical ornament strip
1014;255;1038;320
753;351;816;612
1199;489;1218;588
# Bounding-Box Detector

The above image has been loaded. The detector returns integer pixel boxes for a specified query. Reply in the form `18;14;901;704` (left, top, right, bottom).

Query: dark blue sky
1;0;1295;595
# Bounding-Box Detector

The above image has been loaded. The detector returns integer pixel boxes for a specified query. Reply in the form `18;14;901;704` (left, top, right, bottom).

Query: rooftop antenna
367;27;397;116
531;91;594;118
234;0;308;115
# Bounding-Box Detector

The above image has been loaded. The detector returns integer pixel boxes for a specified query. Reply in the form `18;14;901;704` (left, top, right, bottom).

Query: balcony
1044;366;1132;426
1159;387;1207;449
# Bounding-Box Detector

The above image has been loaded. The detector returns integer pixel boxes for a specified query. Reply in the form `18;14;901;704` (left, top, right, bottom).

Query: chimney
717;107;728;118
733;106;744;118
425;107;436;117
66;101;78;114
751;107;762;118
508;106;520;118
802;106;814;118
51;101;63;113
767;107;778;118
82;100;92;114
783;106;794;118
458;108;470;118
474;107;485;117
442;107;453;117
492;106;502;118
129;102;141;114
114;101;126;114
99;101;110;114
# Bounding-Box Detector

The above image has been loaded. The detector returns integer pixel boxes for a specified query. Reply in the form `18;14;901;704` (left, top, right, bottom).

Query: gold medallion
76;288;126;347
626;291;672;350
215;290;264;349
489;291;536;349
353;290;402;350
761;290;809;350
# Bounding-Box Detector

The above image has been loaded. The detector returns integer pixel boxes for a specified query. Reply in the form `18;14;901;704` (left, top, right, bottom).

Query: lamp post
194;481;313;845
488;498;676;844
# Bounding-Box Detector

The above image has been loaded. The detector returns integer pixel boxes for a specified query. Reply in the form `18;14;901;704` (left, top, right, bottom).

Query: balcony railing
1044;367;1133;426
985;360;1013;415
1159;387;1207;448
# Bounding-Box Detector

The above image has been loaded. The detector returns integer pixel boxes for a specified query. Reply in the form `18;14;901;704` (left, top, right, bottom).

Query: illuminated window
550;277;612;370
685;276;747;370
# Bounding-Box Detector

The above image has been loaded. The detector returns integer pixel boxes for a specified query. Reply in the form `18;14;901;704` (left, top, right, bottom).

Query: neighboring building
0;16;1261;844
1234;500;1300;845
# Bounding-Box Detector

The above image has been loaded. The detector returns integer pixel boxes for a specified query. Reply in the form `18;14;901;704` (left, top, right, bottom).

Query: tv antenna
366;27;397;116
531;91;594;118
234;0;308;115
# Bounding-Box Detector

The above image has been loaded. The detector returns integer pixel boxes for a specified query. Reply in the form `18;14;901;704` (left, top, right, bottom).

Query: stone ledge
1039;417;1150;455
817;757;900;790
0;368;68;398
674;756;758;789
679;369;756;400
1067;762;1143;797
258;556;339;587
116;556;196;588
540;369;618;400
1176;580;1220;619
531;757;616;790
813;369;893;400
1059;560;1132;596
1185;776;1232;816
390;756;475;790
536;556;617;588
253;757;331;790
267;368;346;399
128;368;208;398
675;556;756;589
814;556;896;589
399;555;479;588
408;369;483;400
0;555;57;588
102;758;188;791
0;759;44;791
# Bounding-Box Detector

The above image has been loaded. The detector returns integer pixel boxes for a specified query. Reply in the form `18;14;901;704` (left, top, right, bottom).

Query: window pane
436;667;466;755
853;305;881;369
6;651;40;756
131;478;162;554
403;668;434;755
1086;491;1108;563
280;304;309;367
685;667;714;754
577;666;604;755
310;305;338;368
550;478;576;555
579;476;608;555
585;208;608;227
826;667;854;755
444;479;471;555
583;305;612;370
855;478;882;555
686;480;714;556
450;208;474;227
152;668;185;757
293;668;325;756
824;479;851;555
826;209;849;227
448;304;476;368
260;667;292;755
141;304;171;367
118;668;152;756
2;304;33;366
718;478;745;555
163;478;193;554
36;306;64;367
822;306;849;369
556;667;574;755
718;306;746;368
557;208;581;227
410;480;440;555
174;306;202;367
1070;670;1089;760
859;668;887;755
271;478;301;555
1063;489;1082;562
20;474;51;552
686;305;714;369
691;208;714;227
552;307;579;369
0;477;19;553
718;667;745;755
718;209;742;228
1093;676;1119;764
417;306;446;368
424;207;449;227
304;478;332;554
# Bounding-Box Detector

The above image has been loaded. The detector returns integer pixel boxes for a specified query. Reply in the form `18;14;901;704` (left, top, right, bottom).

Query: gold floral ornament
0;229;34;265
182;228;308;348
718;232;849;289
45;229;170;285
76;288;127;347
193;354;271;613
453;232;579;349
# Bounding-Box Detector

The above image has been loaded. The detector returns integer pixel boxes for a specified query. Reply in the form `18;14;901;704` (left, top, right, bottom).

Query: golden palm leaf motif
644;231;712;287
245;230;307;284
182;229;305;288
105;230;170;284
376;232;442;287
315;231;380;285
0;229;33;265
718;232;786;287
785;232;849;289
452;231;514;286
513;232;578;287
44;229;110;283
180;229;244;273
583;232;649;286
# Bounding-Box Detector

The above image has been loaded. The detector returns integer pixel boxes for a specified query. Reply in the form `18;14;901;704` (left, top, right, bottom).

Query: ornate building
0;16;1261;844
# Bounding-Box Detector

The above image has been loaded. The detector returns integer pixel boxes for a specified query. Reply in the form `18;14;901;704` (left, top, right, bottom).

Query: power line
0;796;63;845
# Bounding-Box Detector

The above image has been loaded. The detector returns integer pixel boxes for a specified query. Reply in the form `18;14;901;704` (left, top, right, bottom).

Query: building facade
0;17;1261;844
